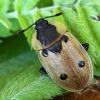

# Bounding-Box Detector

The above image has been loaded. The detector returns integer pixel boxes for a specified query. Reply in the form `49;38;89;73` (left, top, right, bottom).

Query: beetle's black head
36;18;59;46
35;18;48;30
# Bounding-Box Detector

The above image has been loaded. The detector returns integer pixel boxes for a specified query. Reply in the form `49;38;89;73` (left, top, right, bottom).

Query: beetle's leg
42;49;48;57
39;67;47;74
82;43;89;51
93;75;100;89
94;75;100;80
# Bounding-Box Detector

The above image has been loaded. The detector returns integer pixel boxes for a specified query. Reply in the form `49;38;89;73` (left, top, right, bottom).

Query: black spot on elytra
42;49;48;57
60;73;68;80
78;61;85;68
61;35;69;43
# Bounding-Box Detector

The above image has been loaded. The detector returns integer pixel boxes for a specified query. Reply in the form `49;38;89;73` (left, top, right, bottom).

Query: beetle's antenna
44;12;63;19
17;23;35;34
18;12;62;34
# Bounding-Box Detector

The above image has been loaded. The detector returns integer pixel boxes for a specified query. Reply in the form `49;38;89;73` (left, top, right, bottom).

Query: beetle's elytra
19;12;93;92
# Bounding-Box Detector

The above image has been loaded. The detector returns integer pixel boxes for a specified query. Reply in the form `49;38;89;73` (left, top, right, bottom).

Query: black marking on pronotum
60;73;68;80
36;22;60;46
42;49;48;57
61;35;69;43
46;35;68;54
82;43;89;51
78;61;85;68
48;40;62;53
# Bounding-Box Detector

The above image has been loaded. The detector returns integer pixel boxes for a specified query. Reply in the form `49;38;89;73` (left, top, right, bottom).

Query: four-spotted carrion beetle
18;12;93;92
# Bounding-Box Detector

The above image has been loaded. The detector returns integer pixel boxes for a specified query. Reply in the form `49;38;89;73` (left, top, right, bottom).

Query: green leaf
0;34;39;98
0;0;20;37
17;14;34;45
0;0;10;14
0;34;38;88
53;0;75;6
0;18;20;37
78;0;100;6
14;0;40;12
1;75;64;100
0;23;11;37
37;0;53;8
0;17;11;29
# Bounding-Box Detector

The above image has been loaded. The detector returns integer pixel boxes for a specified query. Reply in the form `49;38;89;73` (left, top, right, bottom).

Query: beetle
18;12;93;92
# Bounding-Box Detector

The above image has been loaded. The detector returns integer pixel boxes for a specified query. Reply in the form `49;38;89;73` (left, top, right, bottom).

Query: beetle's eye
35;26;38;30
